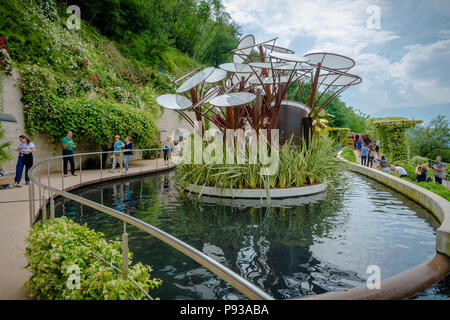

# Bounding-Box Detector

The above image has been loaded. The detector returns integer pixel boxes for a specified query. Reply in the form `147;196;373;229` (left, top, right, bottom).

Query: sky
222;0;450;115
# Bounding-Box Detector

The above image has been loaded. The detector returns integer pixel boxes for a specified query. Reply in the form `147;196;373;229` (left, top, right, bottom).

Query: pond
52;170;449;300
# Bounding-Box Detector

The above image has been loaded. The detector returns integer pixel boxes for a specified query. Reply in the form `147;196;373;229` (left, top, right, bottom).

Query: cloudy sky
223;0;450;115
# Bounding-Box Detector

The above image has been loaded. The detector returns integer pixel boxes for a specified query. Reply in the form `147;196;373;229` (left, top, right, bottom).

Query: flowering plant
0;37;13;75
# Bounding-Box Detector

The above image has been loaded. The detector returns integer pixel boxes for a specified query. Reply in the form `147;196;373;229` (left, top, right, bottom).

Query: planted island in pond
155;34;361;198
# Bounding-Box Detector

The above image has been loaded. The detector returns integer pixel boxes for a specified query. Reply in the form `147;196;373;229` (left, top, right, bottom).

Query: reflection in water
52;171;447;300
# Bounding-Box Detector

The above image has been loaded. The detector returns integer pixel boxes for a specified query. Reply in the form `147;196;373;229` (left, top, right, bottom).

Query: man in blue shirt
356;139;363;156
360;144;369;166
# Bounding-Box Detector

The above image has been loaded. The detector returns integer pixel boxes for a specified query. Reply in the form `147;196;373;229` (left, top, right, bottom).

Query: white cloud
223;0;450;113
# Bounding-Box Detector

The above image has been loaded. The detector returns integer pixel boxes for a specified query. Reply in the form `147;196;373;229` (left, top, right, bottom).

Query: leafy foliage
24;217;162;300
176;133;342;191
69;0;241;66
408;115;450;163
25;96;157;148
372;118;422;162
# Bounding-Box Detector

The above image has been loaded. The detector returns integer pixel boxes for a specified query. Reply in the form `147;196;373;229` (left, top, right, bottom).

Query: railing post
61;158;64;190
122;221;128;280
42;185;47;223
100;153;103;181
38;166;42;212
79;155;82;185
29;180;34;228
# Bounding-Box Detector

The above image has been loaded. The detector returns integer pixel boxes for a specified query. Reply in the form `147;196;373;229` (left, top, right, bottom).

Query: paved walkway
0;157;173;299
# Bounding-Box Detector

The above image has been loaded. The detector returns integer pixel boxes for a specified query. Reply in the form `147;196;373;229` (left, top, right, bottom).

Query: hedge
372;119;422;162
24;96;157;149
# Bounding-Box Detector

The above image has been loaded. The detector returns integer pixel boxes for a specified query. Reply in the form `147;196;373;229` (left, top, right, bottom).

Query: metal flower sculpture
156;35;361;144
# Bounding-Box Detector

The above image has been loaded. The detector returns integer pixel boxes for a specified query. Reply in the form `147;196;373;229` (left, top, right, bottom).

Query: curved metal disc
208;92;256;107
304;52;355;70
233;35;255;64
176;67;215;93
318;73;362;86
156;94;193;110
263;44;295;54
205;68;227;84
273;63;312;71
269;51;310;63
249;75;300;85
219;63;254;73
248;62;287;69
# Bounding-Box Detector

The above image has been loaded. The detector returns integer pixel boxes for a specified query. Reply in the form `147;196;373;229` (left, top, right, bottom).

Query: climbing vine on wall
372;119;422;162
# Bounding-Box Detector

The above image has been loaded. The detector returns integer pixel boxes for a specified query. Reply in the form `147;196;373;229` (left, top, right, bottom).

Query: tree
408;115;450;162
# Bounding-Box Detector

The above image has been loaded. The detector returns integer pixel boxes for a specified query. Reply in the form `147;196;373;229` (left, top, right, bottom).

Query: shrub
24;96;157;149
24;217;162;300
372;118;422;162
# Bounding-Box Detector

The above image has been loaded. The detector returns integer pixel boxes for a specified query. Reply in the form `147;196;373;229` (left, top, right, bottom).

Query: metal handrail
28;148;273;300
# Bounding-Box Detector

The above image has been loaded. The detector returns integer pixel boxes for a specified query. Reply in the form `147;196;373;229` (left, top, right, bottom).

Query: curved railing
27;148;273;300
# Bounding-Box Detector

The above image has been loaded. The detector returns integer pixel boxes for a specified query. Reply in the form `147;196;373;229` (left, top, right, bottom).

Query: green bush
329;127;350;146
25;96;157;149
24;217;162;300
372;118;422;162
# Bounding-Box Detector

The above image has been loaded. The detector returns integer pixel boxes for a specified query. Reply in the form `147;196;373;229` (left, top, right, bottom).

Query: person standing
367;145;375;168
123;136;133;173
110;135;125;173
431;156;447;185
360;143;369;166
13;135;35;186
62;131;77;177
415;164;428;183
163;141;170;166
375;139;380;153
356;138;363;156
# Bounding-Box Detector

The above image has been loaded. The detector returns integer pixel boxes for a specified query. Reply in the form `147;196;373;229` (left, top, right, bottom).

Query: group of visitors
108;135;134;173
349;133;447;185
375;154;446;185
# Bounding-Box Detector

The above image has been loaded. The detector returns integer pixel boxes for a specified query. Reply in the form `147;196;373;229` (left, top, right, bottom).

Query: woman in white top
12;135;36;186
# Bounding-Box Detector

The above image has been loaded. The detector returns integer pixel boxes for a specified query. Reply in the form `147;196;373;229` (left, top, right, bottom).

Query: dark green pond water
52;170;449;300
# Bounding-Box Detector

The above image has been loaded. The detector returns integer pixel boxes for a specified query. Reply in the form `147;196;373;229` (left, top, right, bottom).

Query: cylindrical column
50;195;55;220
122;222;128;279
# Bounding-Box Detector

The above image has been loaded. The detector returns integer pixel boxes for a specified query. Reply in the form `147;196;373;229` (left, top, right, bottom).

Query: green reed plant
176;133;342;194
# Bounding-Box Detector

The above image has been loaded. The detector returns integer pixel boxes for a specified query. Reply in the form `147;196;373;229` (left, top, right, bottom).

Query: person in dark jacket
415;164;428;183
123;136;133;173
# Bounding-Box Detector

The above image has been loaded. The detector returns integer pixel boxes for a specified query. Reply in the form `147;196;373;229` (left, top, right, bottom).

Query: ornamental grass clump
24;217;162;300
176;133;342;193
